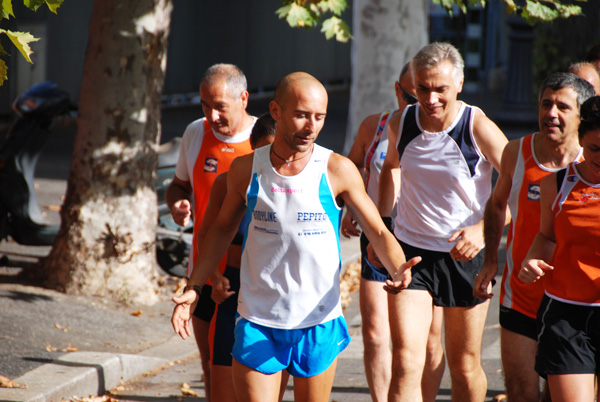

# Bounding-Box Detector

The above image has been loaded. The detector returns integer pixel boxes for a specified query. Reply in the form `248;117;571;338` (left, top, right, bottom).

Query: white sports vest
364;110;395;202
238;144;343;329
393;102;493;252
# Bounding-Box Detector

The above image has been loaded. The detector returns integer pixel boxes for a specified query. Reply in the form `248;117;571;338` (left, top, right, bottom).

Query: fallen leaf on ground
493;394;507;401
0;374;26;388
62;343;80;352
175;277;187;295
46;344;58;352
340;260;361;311
130;310;143;317
70;395;119;402
180;382;200;397
43;204;62;212
54;322;71;332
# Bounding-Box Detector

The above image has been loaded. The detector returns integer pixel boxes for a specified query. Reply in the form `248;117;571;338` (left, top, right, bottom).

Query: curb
0;236;361;402
0;335;197;402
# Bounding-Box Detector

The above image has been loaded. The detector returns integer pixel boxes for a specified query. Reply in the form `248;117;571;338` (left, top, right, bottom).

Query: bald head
568;62;600;95
269;72;328;153
273;72;327;108
396;61;417;107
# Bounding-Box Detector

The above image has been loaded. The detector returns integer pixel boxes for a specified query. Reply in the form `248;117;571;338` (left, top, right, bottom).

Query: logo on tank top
297;212;328;222
579;191;600;203
204;157;218;173
527;184;541;201
271;186;303;194
221;145;235;153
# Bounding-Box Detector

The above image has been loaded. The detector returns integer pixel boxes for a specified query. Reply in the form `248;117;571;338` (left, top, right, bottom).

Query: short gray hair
538;72;595;107
201;63;247;98
412;42;464;87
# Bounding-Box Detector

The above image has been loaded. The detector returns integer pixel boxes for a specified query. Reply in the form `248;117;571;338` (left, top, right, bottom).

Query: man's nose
426;92;439;105
305;116;317;132
547;104;559;117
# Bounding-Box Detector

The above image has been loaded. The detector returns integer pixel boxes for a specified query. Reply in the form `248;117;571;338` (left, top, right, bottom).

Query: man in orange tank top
166;63;256;401
474;73;594;401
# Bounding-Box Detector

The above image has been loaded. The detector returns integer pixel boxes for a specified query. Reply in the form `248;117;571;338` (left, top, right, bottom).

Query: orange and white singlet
544;162;600;305
500;133;583;317
175;117;255;276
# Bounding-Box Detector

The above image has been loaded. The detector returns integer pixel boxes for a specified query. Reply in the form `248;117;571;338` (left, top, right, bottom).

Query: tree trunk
345;0;428;153
43;0;173;305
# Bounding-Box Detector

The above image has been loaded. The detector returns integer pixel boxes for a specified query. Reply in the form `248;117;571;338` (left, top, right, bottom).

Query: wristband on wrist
183;284;202;298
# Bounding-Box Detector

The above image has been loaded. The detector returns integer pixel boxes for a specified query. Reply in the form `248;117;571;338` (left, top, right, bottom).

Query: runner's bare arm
329;153;421;290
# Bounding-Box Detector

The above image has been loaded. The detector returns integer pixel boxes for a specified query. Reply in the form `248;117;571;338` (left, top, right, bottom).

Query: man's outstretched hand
384;256;422;294
171;290;197;340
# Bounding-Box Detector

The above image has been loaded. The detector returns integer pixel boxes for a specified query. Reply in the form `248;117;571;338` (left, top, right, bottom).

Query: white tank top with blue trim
393;102;493;252
238;144;343;329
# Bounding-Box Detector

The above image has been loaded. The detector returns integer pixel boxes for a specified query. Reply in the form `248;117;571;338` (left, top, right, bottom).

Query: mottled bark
43;0;173;305
345;0;428;153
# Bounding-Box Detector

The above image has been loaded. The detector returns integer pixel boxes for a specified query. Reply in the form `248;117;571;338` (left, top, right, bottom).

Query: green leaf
0;41;8;56
0;29;40;63
23;0;45;12
45;0;64;14
1;0;15;20
320;16;352;42
468;0;485;7
503;0;519;14
316;0;347;16
285;3;318;28
553;3;583;18
0;58;8;87
275;4;291;19
524;1;561;22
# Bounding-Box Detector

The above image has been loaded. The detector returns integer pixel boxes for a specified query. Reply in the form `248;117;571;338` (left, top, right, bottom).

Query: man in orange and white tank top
474;72;594;402
166;63;256;402
518;95;600;401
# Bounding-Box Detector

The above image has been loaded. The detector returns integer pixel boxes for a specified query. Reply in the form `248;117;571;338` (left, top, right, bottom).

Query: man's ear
456;76;464;94
240;90;249;109
269;100;280;121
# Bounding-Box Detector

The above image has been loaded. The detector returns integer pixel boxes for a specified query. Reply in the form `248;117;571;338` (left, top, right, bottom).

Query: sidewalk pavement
0;229;506;402
0;229;369;402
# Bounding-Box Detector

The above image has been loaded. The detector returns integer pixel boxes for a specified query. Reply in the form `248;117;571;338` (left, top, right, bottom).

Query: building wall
0;0;352;114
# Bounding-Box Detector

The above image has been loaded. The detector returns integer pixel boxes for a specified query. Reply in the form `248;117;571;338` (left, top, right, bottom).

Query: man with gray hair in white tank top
375;42;508;402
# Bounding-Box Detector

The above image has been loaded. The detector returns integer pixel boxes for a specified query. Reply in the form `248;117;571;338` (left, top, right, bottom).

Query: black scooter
0;81;190;276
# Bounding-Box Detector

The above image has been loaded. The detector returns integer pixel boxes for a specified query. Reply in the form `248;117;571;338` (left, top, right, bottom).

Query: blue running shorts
360;233;390;282
232;315;350;377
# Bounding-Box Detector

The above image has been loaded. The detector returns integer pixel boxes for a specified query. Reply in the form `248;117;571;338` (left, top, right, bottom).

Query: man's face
395;69;417;109
538;87;580;143
414;60;463;124
271;84;328;153
200;80;248;136
580;128;600;178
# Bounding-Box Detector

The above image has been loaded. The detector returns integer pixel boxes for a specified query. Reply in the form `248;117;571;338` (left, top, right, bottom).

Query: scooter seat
157;137;181;168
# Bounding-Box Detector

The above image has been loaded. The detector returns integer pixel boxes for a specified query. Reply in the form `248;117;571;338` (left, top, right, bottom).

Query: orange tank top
500;134;583;317
545;163;600;305
189;120;253;278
